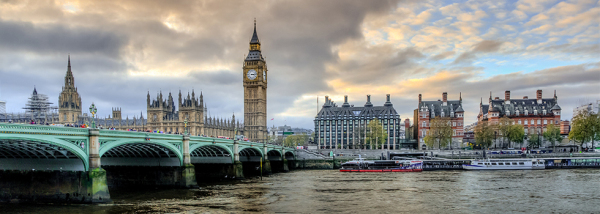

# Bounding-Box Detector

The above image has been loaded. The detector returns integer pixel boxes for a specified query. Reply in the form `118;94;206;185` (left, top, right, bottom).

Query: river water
2;169;599;213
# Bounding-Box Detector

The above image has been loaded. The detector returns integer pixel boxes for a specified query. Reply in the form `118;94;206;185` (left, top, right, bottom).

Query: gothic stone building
97;91;242;138
477;90;562;136
314;94;402;150
243;21;268;142
58;55;82;124
417;92;465;150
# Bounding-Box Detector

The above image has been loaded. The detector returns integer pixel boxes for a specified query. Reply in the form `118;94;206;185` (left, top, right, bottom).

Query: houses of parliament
54;21;269;141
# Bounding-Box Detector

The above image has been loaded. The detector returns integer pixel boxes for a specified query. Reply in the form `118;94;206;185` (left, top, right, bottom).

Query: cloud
453;40;504;64
1;0;599;130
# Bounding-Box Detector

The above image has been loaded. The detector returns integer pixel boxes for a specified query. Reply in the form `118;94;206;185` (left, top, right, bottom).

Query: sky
0;0;598;129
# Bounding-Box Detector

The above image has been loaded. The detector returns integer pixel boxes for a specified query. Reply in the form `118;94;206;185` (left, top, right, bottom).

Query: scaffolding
20;88;58;124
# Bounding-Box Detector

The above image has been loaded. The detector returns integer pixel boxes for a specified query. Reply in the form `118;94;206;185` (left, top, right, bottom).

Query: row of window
316;115;400;120
421;121;463;127
420;130;464;137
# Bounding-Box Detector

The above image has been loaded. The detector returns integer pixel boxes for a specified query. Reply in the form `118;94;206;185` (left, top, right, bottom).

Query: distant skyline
0;0;598;129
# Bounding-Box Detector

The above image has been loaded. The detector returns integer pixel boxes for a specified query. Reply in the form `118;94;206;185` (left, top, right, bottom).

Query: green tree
497;116;514;148
592;112;600;149
366;119;387;149
423;117;453;149
507;124;525;149
569;109;596;150
543;123;562;152
528;131;541;149
475;121;494;150
283;134;310;147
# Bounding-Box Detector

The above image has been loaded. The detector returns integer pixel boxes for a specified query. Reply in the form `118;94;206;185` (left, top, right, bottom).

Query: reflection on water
2;170;599;213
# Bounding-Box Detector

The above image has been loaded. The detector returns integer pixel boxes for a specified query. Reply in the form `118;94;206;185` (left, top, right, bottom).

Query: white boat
463;159;545;170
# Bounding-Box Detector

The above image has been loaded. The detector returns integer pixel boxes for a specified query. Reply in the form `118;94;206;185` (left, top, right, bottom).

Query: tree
528;131;541;149
497;116;514;148
366;119;387;149
283;134;309;147
423;117;452;149
474;121;494;150
507;124;525;149
543;124;562;152
592;112;600;150
569;109;596;150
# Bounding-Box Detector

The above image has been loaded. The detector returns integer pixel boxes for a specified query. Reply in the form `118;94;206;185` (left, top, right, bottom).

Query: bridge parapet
0;123;89;136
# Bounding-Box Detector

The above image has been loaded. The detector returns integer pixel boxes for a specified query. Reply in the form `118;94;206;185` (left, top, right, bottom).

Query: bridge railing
0;123;90;135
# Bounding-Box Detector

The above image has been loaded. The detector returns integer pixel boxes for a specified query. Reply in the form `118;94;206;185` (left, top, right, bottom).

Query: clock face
247;69;257;80
263;71;266;81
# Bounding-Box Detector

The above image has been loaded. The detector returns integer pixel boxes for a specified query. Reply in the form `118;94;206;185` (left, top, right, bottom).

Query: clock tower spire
243;19;267;142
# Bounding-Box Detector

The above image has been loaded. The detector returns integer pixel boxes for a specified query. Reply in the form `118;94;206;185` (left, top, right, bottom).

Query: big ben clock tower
243;20;267;142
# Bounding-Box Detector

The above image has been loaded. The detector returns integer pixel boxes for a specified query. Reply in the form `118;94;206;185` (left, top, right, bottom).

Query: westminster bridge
0;123;296;203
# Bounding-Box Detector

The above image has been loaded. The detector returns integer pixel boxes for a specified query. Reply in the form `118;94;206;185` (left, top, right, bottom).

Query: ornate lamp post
89;103;97;129
184;118;188;135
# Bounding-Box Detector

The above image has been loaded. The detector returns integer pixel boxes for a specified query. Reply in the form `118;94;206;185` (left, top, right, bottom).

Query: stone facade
243;21;268;142
98;91;242;138
314;94;403;149
416;92;465;150
58;55;82;124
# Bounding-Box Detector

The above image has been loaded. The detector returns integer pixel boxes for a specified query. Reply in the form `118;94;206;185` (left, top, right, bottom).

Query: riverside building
477;90;562;136
416;92;465;150
314;94;402;150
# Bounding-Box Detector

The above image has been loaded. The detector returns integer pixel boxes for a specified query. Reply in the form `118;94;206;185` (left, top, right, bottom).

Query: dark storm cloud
0;19;126;57
453;40;504;64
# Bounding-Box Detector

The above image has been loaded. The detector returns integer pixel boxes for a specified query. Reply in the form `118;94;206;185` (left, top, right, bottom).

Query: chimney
384;94;393;106
365;95;373;107
418;94;422;104
342;95;350;107
505;90;510;101
495;97;499;100
536;89;542;104
523;96;528;99
442;92;447;102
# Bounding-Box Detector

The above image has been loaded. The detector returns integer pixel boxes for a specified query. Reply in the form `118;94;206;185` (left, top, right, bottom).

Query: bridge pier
87;129;111;203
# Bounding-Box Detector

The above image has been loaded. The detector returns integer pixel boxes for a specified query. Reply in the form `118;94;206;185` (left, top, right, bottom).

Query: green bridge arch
99;140;184;166
0;134;89;171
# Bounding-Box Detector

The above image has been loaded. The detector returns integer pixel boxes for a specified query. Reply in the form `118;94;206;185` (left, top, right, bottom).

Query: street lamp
184;118;188;135
89;103;97;129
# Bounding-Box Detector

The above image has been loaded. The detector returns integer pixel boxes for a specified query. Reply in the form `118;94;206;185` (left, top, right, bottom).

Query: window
531;119;534;125
544;120;547;125
453;122;456;126
524;120;528;125
518;120;521;124
491;163;497;165
498;163;504;165
537;120;541;125
519;162;524;165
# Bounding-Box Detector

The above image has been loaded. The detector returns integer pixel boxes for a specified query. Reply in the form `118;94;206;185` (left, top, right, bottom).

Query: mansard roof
481;98;558;117
419;100;462;117
315;104;399;120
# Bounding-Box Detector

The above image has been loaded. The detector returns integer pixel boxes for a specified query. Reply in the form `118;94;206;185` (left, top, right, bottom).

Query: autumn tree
543;124;562;152
366;119;387;149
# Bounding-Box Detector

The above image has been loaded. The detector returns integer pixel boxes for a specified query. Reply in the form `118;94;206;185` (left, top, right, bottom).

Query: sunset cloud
0;0;598;128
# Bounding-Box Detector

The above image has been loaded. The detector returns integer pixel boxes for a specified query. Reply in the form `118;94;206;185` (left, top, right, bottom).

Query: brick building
477;90;562;138
416;92;465;150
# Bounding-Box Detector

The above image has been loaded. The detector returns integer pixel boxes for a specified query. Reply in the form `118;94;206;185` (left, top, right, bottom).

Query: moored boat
340;158;422;172
462;159;545;170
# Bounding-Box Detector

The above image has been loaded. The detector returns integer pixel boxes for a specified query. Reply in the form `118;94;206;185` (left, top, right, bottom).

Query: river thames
2;169;599;213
